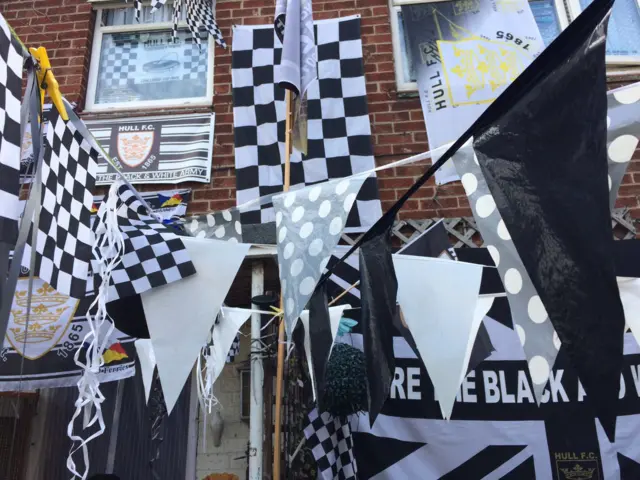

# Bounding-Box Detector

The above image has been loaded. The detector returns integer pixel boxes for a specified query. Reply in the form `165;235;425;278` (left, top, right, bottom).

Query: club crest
117;131;155;167
6;278;80;360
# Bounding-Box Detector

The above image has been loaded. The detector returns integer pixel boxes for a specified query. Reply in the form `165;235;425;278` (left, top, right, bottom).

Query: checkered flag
93;182;196;301
304;408;358;479
165;0;226;49
22;107;99;299
0;13;24;246
98;37;138;89
232;17;381;231
226;333;240;363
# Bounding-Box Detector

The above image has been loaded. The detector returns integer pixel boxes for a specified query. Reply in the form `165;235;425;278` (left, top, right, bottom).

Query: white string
233;142;457;213
66;182;125;479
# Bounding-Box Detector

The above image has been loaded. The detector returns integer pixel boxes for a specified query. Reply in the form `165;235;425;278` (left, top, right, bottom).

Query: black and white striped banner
86;113;214;185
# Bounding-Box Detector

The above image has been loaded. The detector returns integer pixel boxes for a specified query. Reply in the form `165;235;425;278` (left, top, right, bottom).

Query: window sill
80;101;214;120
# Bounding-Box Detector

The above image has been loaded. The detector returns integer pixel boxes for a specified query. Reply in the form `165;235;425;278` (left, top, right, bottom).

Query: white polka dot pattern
185;209;243;243
273;174;369;340
453;146;557;401
608;135;638;163
606;86;640;211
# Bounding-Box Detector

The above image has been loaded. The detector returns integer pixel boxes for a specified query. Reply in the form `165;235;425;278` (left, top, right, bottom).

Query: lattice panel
339;209;638;249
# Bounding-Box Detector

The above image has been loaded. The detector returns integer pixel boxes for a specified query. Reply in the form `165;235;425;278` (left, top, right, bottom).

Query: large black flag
472;0;622;441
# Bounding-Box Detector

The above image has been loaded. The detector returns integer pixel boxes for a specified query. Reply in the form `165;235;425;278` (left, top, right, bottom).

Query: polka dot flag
469;9;624;441
454;82;640;404
273;174;369;342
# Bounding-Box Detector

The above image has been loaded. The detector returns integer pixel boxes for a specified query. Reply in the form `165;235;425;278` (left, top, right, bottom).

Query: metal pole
249;260;265;480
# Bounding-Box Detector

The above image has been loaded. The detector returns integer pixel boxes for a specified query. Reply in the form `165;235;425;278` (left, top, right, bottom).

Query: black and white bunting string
315;0;617;292
146;0;227;49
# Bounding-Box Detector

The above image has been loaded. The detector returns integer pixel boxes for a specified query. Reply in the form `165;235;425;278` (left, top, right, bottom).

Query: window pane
397;10;416;84
529;0;562;46
396;1;562;85
102;6;179;27
95;30;208;105
579;0;640;56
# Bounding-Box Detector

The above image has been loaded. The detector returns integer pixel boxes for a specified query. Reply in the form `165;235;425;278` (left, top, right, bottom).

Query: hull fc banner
343;307;640;479
0;277;135;391
402;0;543;184
86;113;214;185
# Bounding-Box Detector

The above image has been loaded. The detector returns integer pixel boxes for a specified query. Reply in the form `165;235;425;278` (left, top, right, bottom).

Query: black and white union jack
232;16;381;230
304;408;358;480
93;182;196;301
22;107;99;299
0;13;24;246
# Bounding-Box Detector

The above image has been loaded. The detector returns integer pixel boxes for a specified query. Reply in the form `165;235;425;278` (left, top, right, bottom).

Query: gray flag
274;0;317;154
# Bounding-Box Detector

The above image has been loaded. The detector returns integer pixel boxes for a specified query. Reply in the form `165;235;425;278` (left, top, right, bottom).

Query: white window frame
566;0;640;65
85;4;215;112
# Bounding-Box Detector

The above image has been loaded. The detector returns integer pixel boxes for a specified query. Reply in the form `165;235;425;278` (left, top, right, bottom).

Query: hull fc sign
86;113;214;185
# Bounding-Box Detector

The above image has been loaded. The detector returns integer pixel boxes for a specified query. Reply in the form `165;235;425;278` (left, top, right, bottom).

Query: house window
86;5;214;112
389;0;633;92
567;0;640;62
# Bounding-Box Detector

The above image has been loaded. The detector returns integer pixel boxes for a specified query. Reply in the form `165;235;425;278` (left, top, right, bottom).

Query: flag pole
273;88;293;479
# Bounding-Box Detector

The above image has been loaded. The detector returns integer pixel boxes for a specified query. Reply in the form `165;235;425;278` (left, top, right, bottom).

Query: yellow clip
270;305;284;317
28;47;68;121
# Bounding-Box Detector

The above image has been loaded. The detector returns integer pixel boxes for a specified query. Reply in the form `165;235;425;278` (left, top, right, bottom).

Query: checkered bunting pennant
148;0;226;49
232;17;381;231
93;182;196;302
226;333;240;363
304;408;358;480
0;13;24;246
22;107;99;299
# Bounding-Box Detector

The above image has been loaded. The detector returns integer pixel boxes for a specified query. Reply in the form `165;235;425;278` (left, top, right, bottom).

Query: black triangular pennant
308;283;333;411
472;0;621;441
359;225;397;426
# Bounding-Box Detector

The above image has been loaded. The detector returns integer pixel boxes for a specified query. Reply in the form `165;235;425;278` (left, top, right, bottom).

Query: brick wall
2;0;640;221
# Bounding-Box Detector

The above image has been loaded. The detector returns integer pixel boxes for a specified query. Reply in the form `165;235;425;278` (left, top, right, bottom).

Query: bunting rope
67;182;125;480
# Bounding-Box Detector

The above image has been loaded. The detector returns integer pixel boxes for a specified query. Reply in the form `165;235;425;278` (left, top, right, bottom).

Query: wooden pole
273;89;293;479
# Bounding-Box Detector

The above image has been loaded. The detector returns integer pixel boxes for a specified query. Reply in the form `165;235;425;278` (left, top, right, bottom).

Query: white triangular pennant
134;339;156;404
211;307;251;384
273;175;368;345
299;304;351;401
141;237;250;414
393;254;485;420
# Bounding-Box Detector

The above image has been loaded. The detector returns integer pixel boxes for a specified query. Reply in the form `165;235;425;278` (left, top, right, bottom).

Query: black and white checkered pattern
93;182;197;301
99;39;138;88
232;17;381;231
183;38;207;81
0;13;23;246
304;408;358;480
226;333;240;363
165;0;226;49
22;107;99;299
